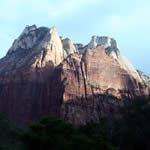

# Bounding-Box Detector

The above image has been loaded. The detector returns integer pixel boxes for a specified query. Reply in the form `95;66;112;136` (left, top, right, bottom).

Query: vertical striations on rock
76;36;142;82
0;25;149;125
52;46;149;125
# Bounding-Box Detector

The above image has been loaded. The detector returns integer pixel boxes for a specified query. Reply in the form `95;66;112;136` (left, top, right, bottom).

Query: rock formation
76;36;142;82
137;70;150;87
62;38;78;55
0;25;149;125
54;46;149;125
7;25;65;66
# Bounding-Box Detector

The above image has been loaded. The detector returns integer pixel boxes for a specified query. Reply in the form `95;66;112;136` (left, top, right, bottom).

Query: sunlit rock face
0;25;68;124
0;25;149;125
62;38;78;55
53;46;149;125
137;70;150;87
88;36;118;49
7;25;65;67
8;25;46;54
76;36;142;82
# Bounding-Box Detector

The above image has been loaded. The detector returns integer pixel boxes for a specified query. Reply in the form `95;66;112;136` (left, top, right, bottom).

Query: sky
0;0;150;75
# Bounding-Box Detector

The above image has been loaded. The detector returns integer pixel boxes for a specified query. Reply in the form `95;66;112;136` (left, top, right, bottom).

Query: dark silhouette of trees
21;116;117;150
111;97;150;150
1;96;150;150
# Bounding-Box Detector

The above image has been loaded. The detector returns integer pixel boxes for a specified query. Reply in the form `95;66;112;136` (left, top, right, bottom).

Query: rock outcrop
137;70;150;87
0;25;149;125
7;25;65;66
0;26;67;124
76;36;142;82
62;38;78;55
53;46;149;125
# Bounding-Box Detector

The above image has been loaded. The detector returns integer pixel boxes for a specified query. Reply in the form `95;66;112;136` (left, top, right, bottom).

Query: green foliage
1;96;150;150
78;119;118;150
0;113;25;150
21;117;73;150
112;97;150;150
21;116;117;150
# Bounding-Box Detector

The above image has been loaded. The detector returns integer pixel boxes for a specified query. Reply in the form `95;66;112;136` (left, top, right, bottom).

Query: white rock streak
78;36;142;82
7;25;142;82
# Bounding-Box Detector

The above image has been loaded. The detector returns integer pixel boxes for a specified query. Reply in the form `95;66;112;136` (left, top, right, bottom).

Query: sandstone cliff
76;36;142;82
137;70;150;87
0;25;149;125
53;46;149;125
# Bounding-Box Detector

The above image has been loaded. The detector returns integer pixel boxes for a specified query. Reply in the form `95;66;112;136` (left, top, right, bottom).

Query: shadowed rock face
0;26;65;124
0;25;149;125
52;46;149;125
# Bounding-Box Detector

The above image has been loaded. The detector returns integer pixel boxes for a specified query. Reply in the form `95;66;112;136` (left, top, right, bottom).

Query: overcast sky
0;0;150;75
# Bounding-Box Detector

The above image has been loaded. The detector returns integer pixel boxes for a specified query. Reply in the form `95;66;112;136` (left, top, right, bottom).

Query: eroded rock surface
53;46;149;125
0;26;67;124
0;25;149;125
76;36;142;82
62;38;78;55
137;70;150;87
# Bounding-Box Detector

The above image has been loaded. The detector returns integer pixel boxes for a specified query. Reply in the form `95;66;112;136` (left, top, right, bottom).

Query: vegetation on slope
0;96;150;150
21;116;117;150
0;114;25;150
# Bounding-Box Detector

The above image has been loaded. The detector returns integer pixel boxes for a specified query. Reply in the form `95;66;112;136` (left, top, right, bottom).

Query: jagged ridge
0;25;149;125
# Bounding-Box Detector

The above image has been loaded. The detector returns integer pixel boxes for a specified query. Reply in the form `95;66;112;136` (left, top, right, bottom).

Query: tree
112;97;150;150
21;116;118;150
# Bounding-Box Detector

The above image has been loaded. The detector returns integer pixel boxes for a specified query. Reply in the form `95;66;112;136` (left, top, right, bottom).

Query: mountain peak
3;25;146;83
75;35;142;82
7;25;49;55
89;36;119;50
22;24;37;35
50;26;56;33
0;25;149;125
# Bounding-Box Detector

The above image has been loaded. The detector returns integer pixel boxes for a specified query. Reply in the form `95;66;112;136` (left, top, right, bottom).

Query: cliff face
0;26;66;124
137;70;150;88
0;25;149;125
53;46;149;125
76;36;142;82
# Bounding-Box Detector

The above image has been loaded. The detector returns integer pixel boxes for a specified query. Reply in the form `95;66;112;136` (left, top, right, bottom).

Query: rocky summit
0;25;149;125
